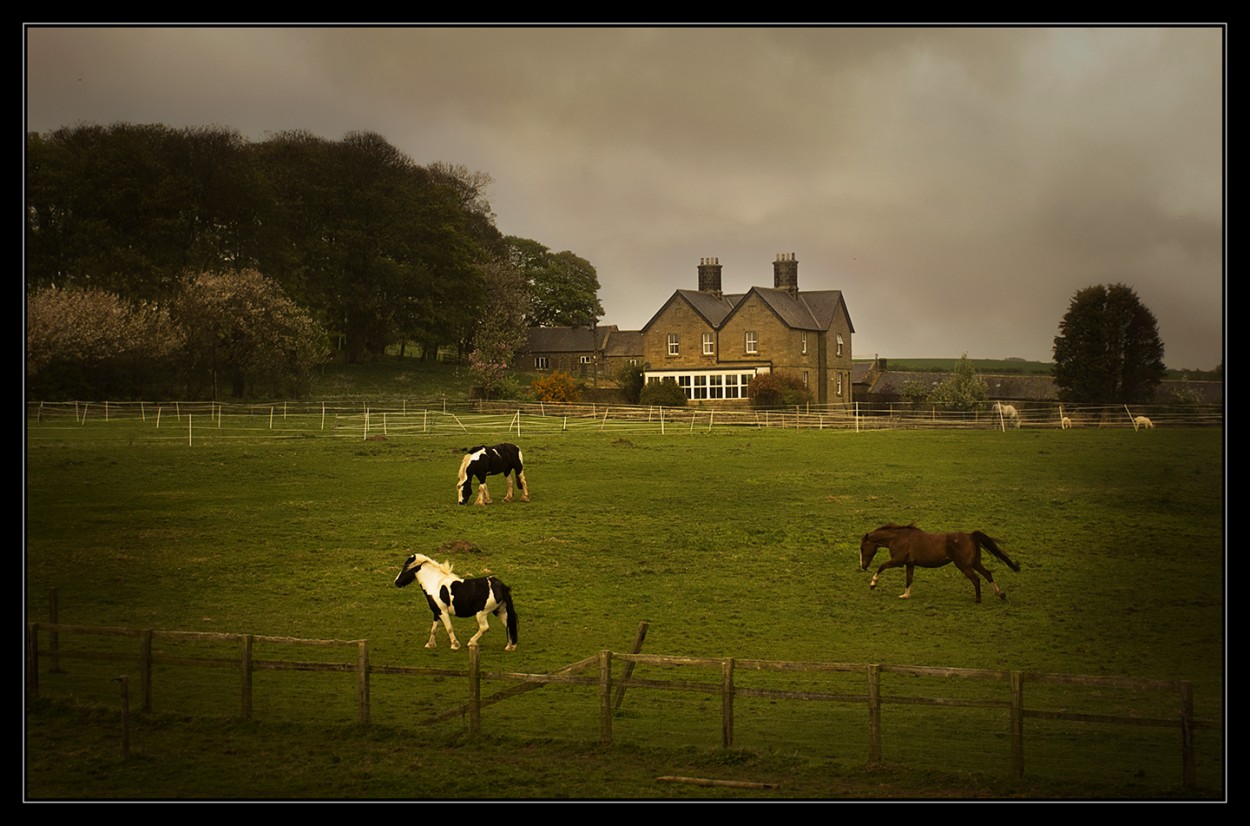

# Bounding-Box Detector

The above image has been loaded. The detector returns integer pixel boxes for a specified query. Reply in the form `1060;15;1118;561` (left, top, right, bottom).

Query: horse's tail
491;578;519;647
972;531;1020;573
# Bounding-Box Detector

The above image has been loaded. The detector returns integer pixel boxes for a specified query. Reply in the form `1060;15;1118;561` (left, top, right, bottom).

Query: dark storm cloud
25;25;1225;368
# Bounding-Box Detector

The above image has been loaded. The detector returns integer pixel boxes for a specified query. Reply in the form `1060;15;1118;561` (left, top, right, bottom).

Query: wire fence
25;398;1224;442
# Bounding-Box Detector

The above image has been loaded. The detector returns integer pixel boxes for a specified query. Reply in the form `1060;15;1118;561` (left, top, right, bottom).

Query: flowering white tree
171;269;327;399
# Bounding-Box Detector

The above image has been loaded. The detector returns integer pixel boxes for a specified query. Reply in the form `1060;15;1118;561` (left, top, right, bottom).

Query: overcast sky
24;25;1226;369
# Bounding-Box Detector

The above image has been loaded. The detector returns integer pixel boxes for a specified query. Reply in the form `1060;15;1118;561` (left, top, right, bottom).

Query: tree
467;259;531;399
26;285;182;399
1052;284;1166;404
505;237;604;328
171;269;327;399
614;362;645;404
929;354;989;411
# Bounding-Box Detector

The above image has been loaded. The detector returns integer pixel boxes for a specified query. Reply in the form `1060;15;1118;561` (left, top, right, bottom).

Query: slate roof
524;325;616;353
643;287;853;334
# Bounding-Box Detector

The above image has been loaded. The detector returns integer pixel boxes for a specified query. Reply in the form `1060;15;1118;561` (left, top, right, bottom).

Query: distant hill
870;358;1221;382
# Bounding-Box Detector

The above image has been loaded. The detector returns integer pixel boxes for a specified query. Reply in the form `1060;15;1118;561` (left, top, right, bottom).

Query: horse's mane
411;553;455;577
876;523;918;532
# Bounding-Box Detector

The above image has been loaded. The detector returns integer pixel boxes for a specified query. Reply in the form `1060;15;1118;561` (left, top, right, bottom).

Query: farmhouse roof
524;325;616;353
643;287;853;334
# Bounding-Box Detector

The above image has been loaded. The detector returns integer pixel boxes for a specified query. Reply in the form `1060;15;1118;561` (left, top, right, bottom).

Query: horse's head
859;533;880;571
395;553;425;588
456;449;484;504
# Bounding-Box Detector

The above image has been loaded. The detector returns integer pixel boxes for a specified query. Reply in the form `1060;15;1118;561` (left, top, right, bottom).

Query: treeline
26;123;603;400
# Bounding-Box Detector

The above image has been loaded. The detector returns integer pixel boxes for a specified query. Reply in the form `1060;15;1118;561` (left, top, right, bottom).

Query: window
667;333;680;356
801;332;807;354
745;331;758;354
580;355;592;365
702;332;714;356
535;356;549;369
709;374;724;399
836;373;844;396
836;333;844;357
803;371;809;387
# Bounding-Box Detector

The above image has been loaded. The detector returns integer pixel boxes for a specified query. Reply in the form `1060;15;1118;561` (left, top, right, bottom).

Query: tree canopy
1052;283;1166;404
26;122;607;398
505;236;604;328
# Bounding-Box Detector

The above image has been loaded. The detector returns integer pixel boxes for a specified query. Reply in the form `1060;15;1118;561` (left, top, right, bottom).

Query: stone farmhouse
641;254;854;406
524;253;855;406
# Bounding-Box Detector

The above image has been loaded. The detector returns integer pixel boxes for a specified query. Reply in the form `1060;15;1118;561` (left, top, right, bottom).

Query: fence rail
26;618;1219;790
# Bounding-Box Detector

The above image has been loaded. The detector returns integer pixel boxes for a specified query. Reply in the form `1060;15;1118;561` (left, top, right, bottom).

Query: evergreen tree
1053;284;1166;404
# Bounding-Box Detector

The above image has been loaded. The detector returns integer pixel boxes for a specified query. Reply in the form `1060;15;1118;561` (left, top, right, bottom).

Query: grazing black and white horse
456;443;528;505
394;553;518;651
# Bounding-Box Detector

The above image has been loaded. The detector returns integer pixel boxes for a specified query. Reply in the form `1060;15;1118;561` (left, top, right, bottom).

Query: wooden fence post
25;623;39;698
357;640;370;725
867;664;882;767
599;650;613;746
612;621;649;710
1181;681;1195;790
140;630;153;712
241;635;253;720
469;644;481;734
116;675;131;759
48;587;61;673
721;658;735;749
1010;670;1024;778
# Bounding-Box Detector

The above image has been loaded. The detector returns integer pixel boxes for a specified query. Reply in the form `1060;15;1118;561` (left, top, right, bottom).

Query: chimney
773;252;798;297
698;257;723;297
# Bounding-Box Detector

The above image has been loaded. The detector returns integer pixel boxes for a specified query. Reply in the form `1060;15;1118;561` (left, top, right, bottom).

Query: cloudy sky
24;25;1226;369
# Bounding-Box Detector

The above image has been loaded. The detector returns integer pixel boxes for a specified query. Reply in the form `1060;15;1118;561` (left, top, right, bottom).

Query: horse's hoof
505;644;516;652
425;643;436;649
450;643;460;651
999;593;1008;601
898;594;910;599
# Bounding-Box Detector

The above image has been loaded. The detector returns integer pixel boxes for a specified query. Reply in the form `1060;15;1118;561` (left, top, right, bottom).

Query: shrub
747;372;813;408
614;362;645;404
639;377;687;407
531;371;581;403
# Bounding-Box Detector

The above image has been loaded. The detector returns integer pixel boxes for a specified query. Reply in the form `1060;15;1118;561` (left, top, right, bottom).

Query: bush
614;362;645;404
531;371;581;403
747;372;813;408
639;377;687;407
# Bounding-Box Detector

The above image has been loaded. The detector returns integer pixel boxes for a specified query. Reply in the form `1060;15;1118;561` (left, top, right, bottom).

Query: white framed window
667;333;680;356
801;332;807;354
803;371;809;387
702;332;714;356
836;333;844;357
836;373;844;396
580;355;592;365
535;356;549;369
745;331;758;354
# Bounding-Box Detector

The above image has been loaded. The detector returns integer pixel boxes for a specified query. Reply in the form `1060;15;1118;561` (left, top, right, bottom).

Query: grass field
24;415;1226;800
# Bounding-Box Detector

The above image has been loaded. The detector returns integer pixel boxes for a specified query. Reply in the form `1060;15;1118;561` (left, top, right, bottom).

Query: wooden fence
26;618;1217;790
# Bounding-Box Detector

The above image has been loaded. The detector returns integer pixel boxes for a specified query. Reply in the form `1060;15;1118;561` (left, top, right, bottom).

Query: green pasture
24;419;1225;799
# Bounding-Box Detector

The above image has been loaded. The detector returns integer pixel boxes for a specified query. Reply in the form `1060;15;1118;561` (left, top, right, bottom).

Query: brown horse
859;524;1020;603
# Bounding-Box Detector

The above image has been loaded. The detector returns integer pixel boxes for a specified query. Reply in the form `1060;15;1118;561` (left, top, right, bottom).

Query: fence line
26;618;1218;789
26;398;1225;440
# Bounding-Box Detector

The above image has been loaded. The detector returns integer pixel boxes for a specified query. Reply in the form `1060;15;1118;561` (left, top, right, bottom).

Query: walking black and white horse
394;553;518;651
457;443;528;505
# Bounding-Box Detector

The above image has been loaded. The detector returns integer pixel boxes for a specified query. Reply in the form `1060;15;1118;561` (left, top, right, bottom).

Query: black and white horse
394;553;518;652
456;443;528;505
